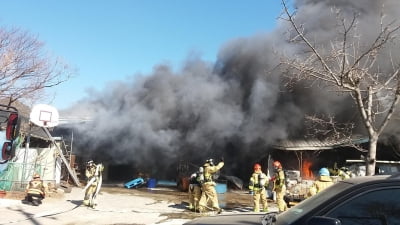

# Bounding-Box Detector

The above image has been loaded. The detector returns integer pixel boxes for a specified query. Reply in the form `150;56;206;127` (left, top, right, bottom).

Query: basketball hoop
29;104;59;128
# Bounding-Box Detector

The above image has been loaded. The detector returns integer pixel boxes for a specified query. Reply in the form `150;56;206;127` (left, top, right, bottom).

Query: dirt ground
100;183;278;222
101;184;256;216
0;183;277;225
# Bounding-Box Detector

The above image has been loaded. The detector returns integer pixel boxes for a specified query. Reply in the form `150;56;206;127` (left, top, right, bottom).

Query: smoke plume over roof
62;0;400;180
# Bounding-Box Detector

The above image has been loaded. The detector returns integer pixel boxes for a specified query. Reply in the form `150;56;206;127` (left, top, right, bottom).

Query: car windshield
274;181;353;225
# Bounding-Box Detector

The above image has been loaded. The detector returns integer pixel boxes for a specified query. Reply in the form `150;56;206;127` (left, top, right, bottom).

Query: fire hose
0;204;81;225
82;164;103;208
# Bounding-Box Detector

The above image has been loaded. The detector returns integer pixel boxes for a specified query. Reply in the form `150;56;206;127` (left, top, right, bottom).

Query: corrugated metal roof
273;135;369;151
27;125;51;140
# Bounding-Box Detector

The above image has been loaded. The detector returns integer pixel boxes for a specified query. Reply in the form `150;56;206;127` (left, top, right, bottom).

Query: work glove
249;190;254;195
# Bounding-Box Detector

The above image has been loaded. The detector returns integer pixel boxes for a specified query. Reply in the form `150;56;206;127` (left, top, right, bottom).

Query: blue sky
0;1;282;110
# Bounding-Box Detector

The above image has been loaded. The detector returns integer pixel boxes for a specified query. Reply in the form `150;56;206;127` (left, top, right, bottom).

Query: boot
83;199;90;206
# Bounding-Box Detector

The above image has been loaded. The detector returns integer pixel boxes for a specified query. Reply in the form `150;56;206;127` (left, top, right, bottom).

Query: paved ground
0;184;278;225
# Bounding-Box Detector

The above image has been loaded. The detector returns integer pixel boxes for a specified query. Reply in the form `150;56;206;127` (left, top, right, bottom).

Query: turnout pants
188;184;201;211
199;182;221;212
252;188;268;212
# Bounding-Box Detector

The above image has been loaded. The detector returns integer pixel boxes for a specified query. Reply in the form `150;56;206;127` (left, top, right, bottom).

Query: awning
273;135;369;151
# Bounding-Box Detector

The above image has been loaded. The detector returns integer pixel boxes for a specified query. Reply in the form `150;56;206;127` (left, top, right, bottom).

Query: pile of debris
284;170;314;206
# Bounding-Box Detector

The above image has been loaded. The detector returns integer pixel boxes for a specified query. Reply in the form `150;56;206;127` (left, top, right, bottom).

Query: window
326;188;400;225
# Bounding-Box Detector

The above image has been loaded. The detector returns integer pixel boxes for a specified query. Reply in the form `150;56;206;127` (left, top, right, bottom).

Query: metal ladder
59;137;80;184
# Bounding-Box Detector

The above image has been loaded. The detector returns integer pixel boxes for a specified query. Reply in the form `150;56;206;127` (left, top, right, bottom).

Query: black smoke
60;0;400;180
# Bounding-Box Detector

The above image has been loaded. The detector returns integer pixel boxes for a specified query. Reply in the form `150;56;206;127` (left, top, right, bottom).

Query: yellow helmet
33;173;40;179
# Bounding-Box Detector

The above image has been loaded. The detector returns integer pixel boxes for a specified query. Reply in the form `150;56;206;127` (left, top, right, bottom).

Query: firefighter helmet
273;161;282;169
319;167;330;176
33;173;40;179
87;160;94;166
254;163;261;171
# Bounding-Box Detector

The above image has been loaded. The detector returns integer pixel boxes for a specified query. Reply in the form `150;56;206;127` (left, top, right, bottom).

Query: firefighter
25;173;47;206
249;163;269;212
83;160;104;207
271;160;288;213
198;157;224;214
337;167;351;180
308;167;334;197
188;167;203;212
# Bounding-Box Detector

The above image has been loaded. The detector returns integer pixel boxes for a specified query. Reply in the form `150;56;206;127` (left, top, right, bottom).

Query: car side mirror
308;216;341;225
1;141;12;161
6;112;20;140
2;112;20;161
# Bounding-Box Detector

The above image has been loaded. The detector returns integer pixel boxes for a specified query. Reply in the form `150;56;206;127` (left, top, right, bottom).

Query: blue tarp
124;177;145;189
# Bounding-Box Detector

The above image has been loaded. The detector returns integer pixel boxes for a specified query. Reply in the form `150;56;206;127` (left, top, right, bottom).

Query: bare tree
0;27;73;108
280;0;400;175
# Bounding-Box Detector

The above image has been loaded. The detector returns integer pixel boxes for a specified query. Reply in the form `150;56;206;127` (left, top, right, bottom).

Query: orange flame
302;160;314;180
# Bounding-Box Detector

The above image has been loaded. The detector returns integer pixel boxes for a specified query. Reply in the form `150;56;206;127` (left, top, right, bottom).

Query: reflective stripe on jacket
27;180;45;195
273;169;285;191
249;172;268;191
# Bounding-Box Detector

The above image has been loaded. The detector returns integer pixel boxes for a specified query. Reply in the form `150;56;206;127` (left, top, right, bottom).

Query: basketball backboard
29;104;59;127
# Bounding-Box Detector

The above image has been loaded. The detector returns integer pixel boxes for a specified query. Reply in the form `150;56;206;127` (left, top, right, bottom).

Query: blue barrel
215;182;227;194
124;178;144;189
147;178;157;188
